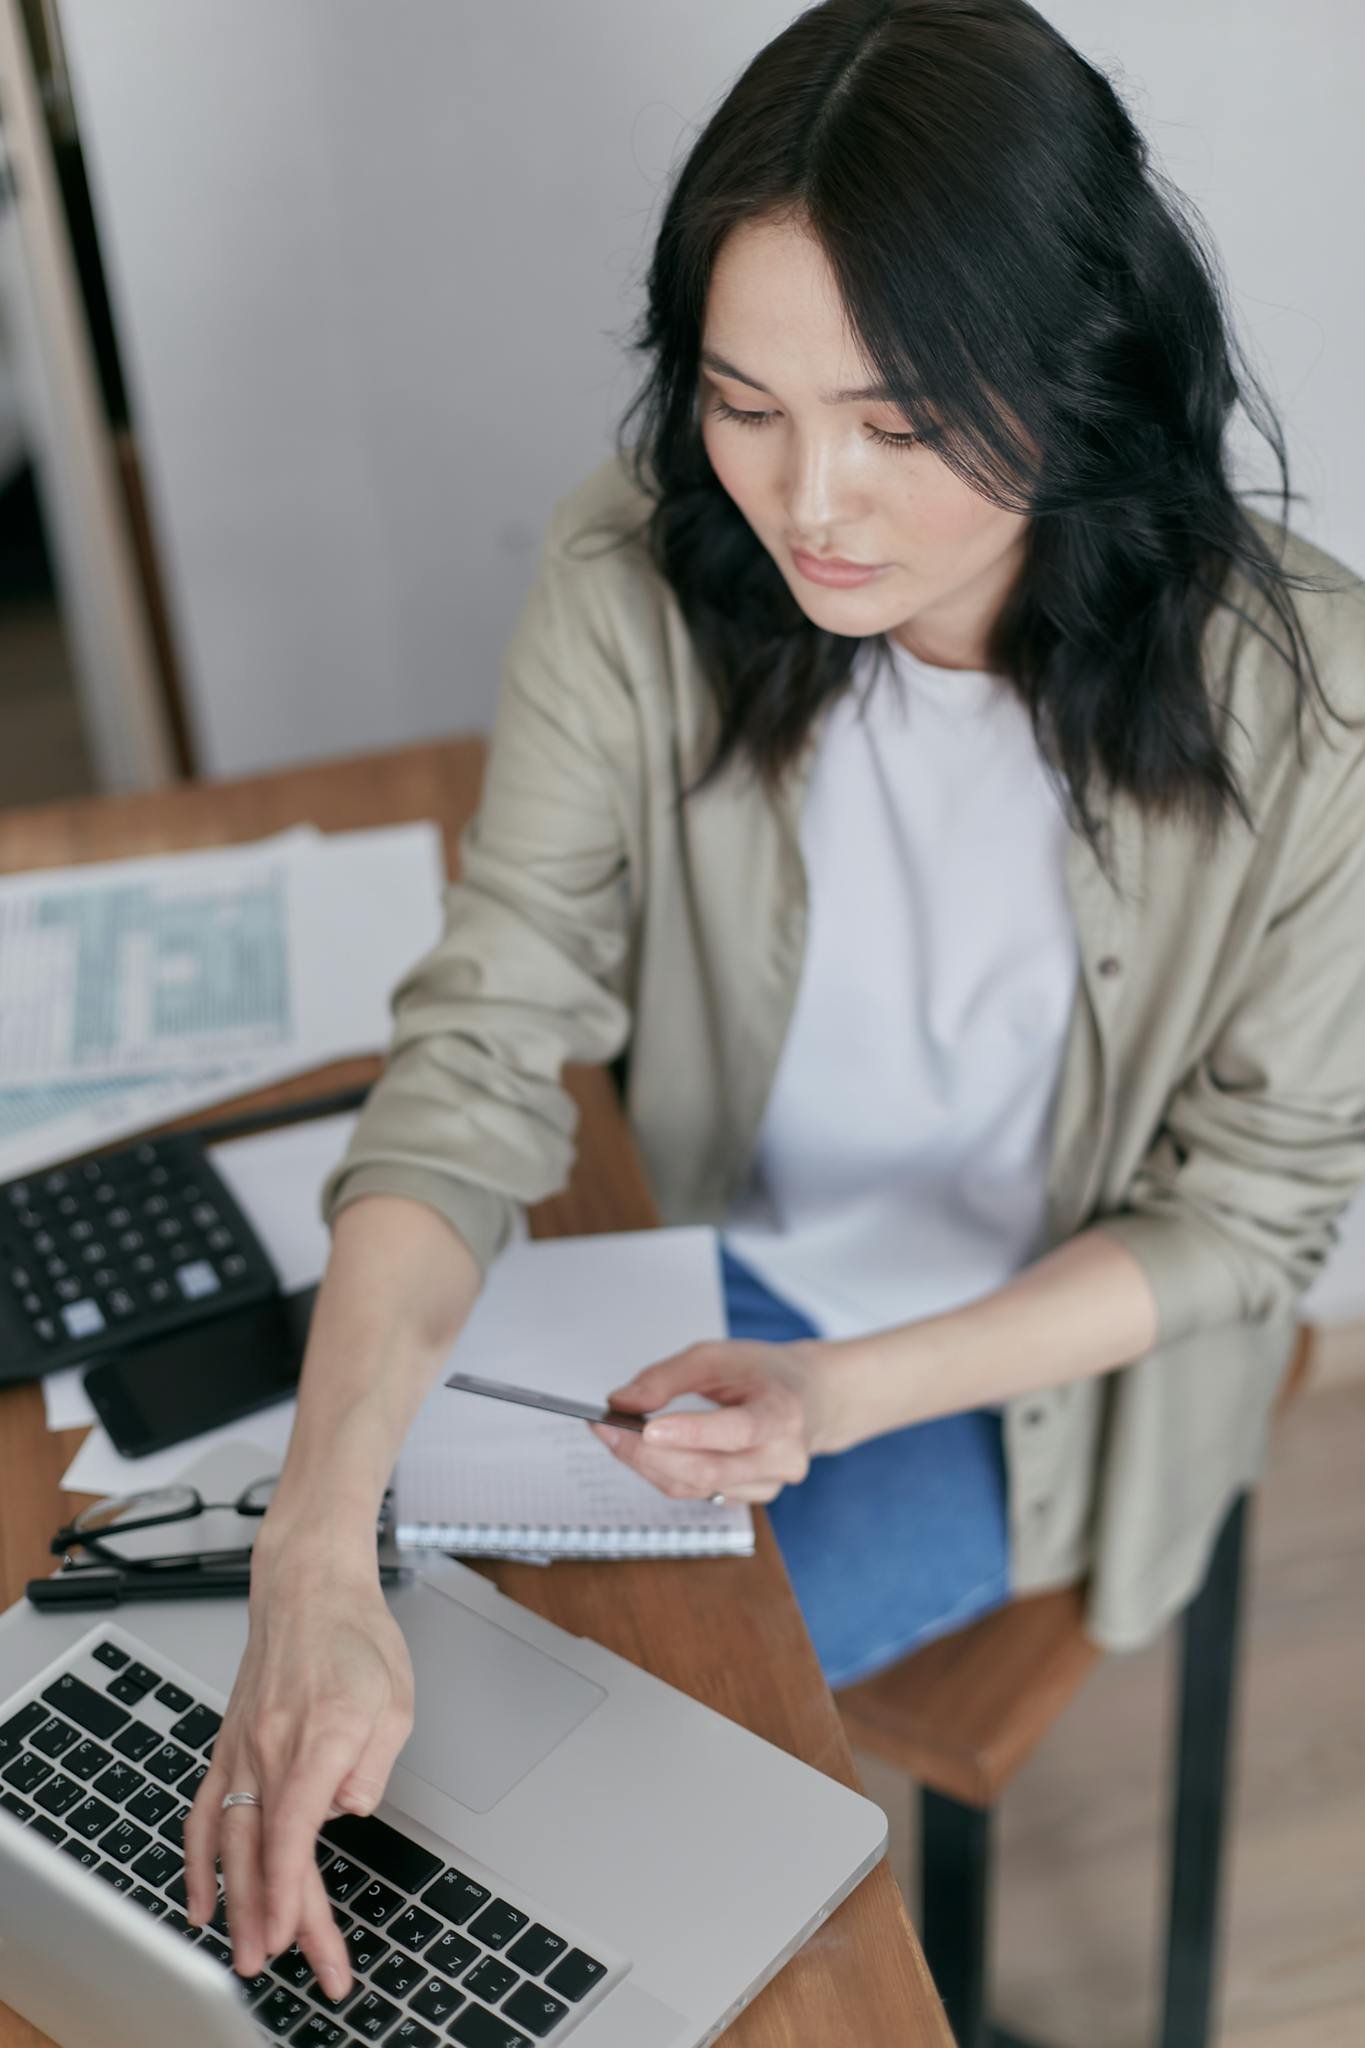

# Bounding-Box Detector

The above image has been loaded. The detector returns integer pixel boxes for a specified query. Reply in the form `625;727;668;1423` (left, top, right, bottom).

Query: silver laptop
0;1445;886;2048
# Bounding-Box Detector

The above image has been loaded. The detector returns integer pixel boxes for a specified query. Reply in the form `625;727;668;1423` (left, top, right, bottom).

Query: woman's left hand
591;1337;844;1504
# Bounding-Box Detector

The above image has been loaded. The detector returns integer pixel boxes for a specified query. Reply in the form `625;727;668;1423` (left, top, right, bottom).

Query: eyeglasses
50;1478;277;1574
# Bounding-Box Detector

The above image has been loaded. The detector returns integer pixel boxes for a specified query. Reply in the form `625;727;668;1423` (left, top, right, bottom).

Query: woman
185;0;1365;2002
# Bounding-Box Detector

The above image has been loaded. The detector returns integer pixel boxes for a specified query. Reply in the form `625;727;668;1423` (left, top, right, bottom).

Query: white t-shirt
720;635;1080;1342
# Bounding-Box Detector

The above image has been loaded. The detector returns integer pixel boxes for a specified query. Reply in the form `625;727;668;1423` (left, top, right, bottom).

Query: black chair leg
921;1788;992;2048
1159;1492;1251;2048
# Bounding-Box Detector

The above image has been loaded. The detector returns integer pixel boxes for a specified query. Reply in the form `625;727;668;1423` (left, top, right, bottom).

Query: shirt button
1023;1405;1047;1428
1097;955;1122;978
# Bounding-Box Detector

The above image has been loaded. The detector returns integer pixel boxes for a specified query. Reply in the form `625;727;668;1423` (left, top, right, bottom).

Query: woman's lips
791;548;889;588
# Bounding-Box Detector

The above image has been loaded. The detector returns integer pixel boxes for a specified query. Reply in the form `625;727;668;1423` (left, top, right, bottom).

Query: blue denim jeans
721;1243;1011;1689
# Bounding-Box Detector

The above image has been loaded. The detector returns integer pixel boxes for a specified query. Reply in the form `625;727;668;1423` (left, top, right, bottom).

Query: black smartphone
82;1289;315;1459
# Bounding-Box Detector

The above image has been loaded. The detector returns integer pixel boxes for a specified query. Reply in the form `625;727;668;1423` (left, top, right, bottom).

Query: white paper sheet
42;1112;360;1436
60;1395;299;1497
0;821;444;1181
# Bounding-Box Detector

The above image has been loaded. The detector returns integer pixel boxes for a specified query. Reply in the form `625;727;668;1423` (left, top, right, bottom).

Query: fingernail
323;1967;347;1999
644;1421;681;1444
597;1425;620;1447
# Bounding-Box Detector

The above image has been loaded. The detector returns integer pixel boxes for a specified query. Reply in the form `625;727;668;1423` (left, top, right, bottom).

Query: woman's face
698;216;1029;672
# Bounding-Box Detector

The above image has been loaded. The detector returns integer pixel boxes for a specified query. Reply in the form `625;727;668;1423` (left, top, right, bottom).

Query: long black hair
591;0;1354;876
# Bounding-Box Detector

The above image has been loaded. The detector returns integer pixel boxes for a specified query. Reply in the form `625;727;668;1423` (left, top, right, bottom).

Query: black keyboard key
165;1871;190;1908
424;1929;478;1980
178;1762;208;1798
501;1985;570;2040
272;1944;315;1989
154;1681;192;1713
111;1719;160;1762
0;1701;49;1760
158;1804;190;1849
344;1922;391;1976
349;1991;401;2040
95;1859;135;1891
448;2006;532;2048
463;1957;517;2004
3;1751;53;1795
131;1841;180;1885
108;1667;157;1707
200;1932;233;1966
320;1811;443;1894
291;2018;346;2046
28;1814;66;1844
319;1854;369;1903
386;1903;441;1953
352;1879;405;1926
169;1702;221;1749
421;1867;489;1925
64;1740;113;1782
34;1772;83;1817
506;1926;566;1978
544;1949;606;2003
99;1817;151;1863
468;1900;528;1951
145;1740;195;1784
129;1884;168;1914
29;1715;79;1759
93;1760;144;1803
410;1976;464;2026
390;2023;439;2047
42;1674;128;1740
0;1792;34;1821
160;1909;190;1936
92;1641;129;1672
371;1951;426;2000
127;1781;175;1827
59;1835;100;1869
257;1988;309;2035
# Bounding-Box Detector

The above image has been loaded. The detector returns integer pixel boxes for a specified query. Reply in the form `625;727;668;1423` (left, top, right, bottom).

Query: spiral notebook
391;1225;754;1558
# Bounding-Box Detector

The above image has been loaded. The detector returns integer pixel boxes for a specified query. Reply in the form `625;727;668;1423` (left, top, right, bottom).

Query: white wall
58;0;1364;778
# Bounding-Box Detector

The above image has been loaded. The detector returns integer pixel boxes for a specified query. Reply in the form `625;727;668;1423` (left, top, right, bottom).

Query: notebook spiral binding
394;1519;753;1557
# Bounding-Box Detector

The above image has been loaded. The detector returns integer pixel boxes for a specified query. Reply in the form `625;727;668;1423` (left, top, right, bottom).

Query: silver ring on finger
221;1790;263;1812
708;1491;726;1507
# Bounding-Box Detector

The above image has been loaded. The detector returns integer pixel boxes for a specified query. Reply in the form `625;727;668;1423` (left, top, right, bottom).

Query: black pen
25;1562;411;1612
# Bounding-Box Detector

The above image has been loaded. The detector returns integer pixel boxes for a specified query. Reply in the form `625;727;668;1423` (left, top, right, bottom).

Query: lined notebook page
393;1226;753;1556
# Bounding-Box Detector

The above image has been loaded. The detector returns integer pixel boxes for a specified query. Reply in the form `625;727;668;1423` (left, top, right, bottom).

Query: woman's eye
709;397;917;450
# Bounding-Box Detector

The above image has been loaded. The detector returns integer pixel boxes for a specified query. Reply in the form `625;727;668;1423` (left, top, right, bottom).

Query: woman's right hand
182;1534;415;1999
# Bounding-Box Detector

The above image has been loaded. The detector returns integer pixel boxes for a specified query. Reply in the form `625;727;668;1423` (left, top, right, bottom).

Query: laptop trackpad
394;1580;606;1815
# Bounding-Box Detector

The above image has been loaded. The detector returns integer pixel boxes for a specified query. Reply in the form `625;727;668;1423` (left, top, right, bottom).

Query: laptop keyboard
1;1632;613;2045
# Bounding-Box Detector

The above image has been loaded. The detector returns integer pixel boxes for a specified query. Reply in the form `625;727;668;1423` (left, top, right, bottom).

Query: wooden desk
0;741;949;2048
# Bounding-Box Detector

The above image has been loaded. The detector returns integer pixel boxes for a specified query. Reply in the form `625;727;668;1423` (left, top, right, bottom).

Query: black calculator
0;1134;280;1387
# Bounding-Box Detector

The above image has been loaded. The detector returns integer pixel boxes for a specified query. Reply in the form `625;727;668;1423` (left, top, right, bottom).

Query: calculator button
207;1227;234;1251
56;1194;79;1218
56;1277;82;1300
81;1161;104;1182
93;1183;115;1205
7;1182;30;1205
45;1256;69;1278
132;1253;157;1275
148;1165;170;1186
142;1196;168;1218
146;1279;172;1304
10;1265;31;1289
68;1220;94;1243
154;1218;183;1241
108;1291;136;1318
60;1300;106;1339
221;1254;248;1279
32;1231;55;1254
22;1292;42;1316
92;1268;116;1289
34;1318;57;1342
117;1231;143;1252
107;1207;132;1229
43;1171;70;1195
174;1261;220;1300
190;1203;218;1227
81;1243;108;1265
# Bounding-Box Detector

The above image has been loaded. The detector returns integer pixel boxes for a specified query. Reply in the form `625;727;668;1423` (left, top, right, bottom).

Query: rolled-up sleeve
322;527;637;1276
1098;713;1365;1343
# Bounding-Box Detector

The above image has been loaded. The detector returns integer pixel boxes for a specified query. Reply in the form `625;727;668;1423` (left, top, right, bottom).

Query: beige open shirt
325;452;1365;1652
